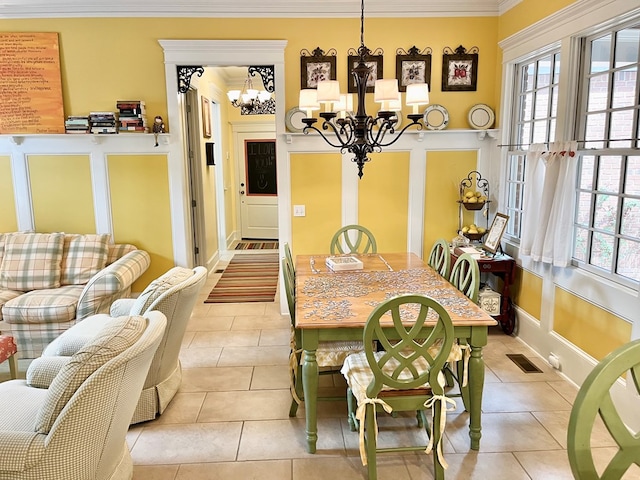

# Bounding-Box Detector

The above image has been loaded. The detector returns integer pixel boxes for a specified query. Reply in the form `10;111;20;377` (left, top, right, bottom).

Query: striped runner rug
235;241;279;250
205;254;279;303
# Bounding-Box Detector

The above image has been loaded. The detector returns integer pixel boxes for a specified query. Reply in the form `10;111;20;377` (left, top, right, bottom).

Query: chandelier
299;0;429;178
227;71;271;111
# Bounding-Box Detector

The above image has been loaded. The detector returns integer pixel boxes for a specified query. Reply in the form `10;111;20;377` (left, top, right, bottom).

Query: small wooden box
325;256;364;271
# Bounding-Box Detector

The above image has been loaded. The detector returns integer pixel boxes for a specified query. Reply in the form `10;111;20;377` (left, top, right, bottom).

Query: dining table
295;252;497;454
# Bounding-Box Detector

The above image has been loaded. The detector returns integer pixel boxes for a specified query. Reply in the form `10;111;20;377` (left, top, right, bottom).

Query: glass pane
614;28;640;68
537;57;552;88
590;231;614;270
534;91;549;118
617;239;640;281
584;113;606;148
597;156;621;193
523;63;535;91
522;93;533;121
594;194;618;232
550;87;558;116
587;74;609;111
512;210;522;237
591;33;612;73
517;123;531;146
620;197;640;237
532;121;548;143
553;53;561;84
580;155;595;189
549;119;556;142
573;227;588;262
514;183;523;209
611;68;637;108
624;156;640;194
610;110;633;147
576;192;592;225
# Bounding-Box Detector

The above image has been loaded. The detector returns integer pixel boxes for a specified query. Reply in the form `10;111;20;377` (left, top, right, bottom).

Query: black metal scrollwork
248;65;275;93
177;66;204;94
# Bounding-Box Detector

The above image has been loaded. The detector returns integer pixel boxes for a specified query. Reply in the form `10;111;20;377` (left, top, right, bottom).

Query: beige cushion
60;234;110;285
130;267;193;314
35;315;146;433
26;356;73;389
0;233;65;291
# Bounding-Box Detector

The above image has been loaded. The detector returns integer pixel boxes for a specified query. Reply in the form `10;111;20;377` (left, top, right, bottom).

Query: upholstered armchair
44;266;208;424
0;312;166;480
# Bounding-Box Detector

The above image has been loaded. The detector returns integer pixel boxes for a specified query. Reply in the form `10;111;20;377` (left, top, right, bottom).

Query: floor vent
214;269;225;273
506;354;543;373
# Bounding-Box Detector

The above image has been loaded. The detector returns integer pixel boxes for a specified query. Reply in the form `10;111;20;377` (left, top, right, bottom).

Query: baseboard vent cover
506;354;543;373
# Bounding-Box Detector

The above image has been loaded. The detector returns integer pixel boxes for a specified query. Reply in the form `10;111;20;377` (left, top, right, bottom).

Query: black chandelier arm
368;118;425;148
302;124;352;150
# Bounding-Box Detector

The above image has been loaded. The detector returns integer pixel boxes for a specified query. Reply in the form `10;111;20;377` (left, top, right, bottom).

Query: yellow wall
290;152;342;255
512;266;542;320
554;287;632;360
0;156;18;232
498;0;577;41
27;155;96;234
358;152;409;252
423;151;477;259
107;154;174;289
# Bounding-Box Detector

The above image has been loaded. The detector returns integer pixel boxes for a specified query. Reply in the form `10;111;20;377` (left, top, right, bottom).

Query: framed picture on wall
348;53;383;93
483;213;509;254
442;45;479;92
395;46;432;92
201;96;211;138
300;47;337;89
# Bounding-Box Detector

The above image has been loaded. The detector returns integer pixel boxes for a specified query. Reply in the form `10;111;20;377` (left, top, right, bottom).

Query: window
505;52;561;238
574;24;640;283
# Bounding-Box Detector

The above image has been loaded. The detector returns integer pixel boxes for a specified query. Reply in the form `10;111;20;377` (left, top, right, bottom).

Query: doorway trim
158;39;288;267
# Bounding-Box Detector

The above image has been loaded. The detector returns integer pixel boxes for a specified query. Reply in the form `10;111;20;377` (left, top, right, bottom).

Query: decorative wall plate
468;104;495;130
285;108;307;133
423;104;449;130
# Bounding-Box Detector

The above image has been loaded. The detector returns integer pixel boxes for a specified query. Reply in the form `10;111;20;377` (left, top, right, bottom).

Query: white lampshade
299;89;320;117
374;79;400;111
405;83;430;114
227;90;241;102
333;94;353;118
317;80;341;103
257;90;271;102
388;99;402;111
246;88;259;100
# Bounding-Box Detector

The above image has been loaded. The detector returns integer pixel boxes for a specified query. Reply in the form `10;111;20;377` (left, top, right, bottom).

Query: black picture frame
395;47;432;92
442;45;479;92
300;48;337;89
483;213;509;254
347;54;383;93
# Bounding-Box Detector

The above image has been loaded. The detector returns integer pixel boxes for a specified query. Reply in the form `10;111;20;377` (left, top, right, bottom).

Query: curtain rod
497;139;639;148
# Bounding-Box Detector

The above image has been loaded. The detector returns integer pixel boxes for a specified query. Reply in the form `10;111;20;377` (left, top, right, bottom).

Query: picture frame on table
347;53;383;93
201;96;211;138
483;213;509;254
395;46;432;92
442;45;479;92
300;47;337;89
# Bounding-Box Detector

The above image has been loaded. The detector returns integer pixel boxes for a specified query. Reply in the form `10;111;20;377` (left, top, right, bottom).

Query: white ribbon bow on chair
355;397;393;465
424;394;457;469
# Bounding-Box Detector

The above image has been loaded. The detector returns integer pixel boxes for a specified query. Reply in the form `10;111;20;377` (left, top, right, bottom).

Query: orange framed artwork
0;32;65;134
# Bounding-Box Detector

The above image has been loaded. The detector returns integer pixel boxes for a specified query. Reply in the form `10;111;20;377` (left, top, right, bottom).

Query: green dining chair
567;338;640;479
282;257;365;417
428;239;451;278
330;224;377;255
443;253;480;411
283;242;294;275
341;294;456;480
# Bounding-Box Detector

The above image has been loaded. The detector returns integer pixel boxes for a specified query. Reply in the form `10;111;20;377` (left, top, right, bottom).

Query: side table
452;250;517;334
0;335;18;379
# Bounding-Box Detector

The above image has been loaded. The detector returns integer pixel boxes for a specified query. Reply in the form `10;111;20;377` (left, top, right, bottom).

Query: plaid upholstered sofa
0;232;150;359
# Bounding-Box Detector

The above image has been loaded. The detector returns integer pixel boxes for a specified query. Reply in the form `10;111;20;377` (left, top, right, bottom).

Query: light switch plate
293;205;306;217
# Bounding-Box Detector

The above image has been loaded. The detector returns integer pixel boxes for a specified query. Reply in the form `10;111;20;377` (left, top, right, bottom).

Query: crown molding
498;0;522;15
0;0;501;19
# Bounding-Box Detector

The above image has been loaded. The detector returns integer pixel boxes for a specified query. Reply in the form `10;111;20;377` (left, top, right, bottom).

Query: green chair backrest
449;253;480;303
282;257;296;323
284;243;294;274
330;224;377;255
428;239;451;278
567;338;640;479
362;294;454;399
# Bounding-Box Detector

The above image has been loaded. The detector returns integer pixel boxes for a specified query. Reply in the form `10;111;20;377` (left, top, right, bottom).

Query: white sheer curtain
520;140;578;267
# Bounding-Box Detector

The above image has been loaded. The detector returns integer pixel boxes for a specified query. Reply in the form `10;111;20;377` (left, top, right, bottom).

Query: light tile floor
0;264;628;479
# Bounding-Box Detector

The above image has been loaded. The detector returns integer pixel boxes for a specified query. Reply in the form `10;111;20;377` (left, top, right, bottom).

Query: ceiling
1;0;521;19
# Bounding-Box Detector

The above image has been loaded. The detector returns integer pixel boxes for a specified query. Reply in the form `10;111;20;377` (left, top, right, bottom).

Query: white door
237;132;278;239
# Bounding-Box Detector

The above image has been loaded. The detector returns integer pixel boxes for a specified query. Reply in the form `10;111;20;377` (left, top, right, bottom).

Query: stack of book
65;116;90;134
89;112;118;134
117;100;148;133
